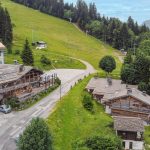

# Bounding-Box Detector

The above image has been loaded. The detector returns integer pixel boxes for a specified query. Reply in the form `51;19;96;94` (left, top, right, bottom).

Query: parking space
0;112;14;127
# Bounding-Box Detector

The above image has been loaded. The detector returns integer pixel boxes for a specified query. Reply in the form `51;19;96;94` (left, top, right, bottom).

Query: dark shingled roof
0;64;43;84
114;116;144;132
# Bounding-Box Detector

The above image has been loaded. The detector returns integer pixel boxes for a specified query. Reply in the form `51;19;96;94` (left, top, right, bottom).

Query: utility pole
60;84;62;100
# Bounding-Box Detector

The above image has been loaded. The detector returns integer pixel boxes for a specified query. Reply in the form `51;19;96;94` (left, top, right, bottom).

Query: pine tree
21;39;34;66
0;6;13;53
127;16;135;31
3;8;13;53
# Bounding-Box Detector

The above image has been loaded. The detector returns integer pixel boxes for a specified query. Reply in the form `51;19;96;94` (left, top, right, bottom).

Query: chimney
142;91;147;96
127;88;132;95
19;65;25;72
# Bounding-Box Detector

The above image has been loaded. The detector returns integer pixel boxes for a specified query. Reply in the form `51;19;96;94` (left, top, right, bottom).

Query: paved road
0;60;96;150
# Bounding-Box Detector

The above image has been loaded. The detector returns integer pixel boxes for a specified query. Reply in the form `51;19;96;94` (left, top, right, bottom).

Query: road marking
10;127;21;137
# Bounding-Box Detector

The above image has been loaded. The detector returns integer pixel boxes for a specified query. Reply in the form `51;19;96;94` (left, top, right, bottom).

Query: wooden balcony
112;106;150;114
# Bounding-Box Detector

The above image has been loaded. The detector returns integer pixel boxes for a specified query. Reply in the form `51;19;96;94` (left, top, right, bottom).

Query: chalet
0;64;43;103
114;116;144;150
86;78;150;122
36;41;47;49
0;42;5;64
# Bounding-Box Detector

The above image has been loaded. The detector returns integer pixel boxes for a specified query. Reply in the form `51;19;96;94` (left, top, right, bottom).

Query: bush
55;77;61;85
14;49;20;55
41;55;51;65
84;136;122;150
82;93;93;112
17;118;52;150
73;136;122;150
138;82;150;95
121;64;137;84
6;97;20;109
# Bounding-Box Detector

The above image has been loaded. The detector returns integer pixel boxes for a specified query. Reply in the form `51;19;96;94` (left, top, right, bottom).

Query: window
122;141;125;148
129;142;133;149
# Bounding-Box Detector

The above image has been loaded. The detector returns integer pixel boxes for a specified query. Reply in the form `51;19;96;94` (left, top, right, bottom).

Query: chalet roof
86;77;125;91
0;64;43;84
114;116;144;132
37;41;46;44
86;78;150;105
104;88;150;105
86;78;136;95
0;42;5;50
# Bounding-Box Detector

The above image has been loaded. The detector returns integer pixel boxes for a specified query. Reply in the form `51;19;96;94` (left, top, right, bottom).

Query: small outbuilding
36;41;47;49
0;42;5;64
114;116;144;150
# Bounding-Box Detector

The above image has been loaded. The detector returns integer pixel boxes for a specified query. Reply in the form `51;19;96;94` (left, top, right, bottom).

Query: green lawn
145;126;150;150
2;0;122;72
47;76;117;150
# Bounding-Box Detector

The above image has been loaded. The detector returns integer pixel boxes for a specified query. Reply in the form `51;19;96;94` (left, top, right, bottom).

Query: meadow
2;0;122;73
47;76;116;150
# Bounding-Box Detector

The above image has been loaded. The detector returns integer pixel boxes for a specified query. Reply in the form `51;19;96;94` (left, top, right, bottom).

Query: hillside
2;0;122;74
144;20;150;28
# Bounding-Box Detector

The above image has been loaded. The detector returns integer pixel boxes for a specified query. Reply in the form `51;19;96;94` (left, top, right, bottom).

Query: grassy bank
2;0;121;72
47;76;116;150
145;126;150;150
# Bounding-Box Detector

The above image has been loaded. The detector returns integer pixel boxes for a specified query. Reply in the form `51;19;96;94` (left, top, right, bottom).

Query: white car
0;105;11;114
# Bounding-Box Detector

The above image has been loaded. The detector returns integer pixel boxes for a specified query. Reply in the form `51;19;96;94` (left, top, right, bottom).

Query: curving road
0;60;96;150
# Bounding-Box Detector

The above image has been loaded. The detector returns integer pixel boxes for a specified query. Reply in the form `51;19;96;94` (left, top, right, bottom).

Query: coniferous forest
11;0;149;51
0;5;13;53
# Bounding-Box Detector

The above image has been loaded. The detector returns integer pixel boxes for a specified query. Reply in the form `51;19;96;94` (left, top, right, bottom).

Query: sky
64;0;150;24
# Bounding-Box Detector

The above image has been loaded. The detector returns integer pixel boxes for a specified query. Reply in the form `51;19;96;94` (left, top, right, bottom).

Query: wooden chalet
0;64;43;103
114;116;144;150
86;78;150;122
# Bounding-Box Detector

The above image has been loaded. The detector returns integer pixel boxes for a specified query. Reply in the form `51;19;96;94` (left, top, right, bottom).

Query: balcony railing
112;106;150;114
0;83;30;93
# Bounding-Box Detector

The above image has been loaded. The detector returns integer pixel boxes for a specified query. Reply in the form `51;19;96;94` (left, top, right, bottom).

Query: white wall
105;105;111;114
124;140;144;150
0;51;4;64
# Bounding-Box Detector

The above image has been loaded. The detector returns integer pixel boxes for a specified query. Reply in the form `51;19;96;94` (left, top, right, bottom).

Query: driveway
0;59;96;150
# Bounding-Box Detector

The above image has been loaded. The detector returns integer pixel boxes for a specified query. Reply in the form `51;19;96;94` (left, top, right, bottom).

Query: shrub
138;82;150;95
84;136;122;150
121;64;137;84
41;55;51;65
82;93;93;112
14;49;20;55
17;118;52;150
55;77;61;85
73;136;122;150
6;97;20;109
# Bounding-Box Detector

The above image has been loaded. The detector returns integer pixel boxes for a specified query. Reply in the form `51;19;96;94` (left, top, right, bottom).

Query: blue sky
64;0;150;24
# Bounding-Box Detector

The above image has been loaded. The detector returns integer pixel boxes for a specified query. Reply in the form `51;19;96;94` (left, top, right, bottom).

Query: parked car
0;105;11;114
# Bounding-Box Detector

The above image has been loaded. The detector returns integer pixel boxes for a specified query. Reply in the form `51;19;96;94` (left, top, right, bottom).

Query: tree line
0;5;13;53
11;0;149;51
121;34;150;95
